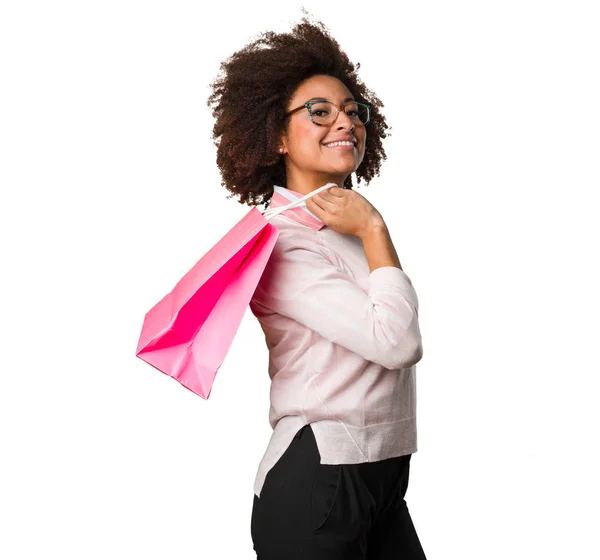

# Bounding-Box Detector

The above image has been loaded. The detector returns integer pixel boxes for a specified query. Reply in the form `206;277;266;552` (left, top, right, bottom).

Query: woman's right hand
305;184;385;238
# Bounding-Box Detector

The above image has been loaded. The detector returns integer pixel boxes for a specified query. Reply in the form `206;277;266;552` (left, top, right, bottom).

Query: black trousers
251;423;427;559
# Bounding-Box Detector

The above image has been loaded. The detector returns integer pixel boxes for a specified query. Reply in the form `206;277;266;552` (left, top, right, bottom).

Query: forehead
290;74;354;104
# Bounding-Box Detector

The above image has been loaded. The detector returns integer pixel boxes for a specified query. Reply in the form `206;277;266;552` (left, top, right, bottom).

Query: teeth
324;141;354;147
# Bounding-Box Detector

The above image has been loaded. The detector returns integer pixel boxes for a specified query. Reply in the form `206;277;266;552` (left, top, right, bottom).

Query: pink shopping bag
135;183;337;399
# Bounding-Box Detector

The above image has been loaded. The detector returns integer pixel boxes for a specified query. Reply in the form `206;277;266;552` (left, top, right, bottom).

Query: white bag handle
262;183;338;221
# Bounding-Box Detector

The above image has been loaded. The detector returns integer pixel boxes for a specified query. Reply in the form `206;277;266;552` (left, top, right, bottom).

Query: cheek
359;137;367;156
291;122;327;153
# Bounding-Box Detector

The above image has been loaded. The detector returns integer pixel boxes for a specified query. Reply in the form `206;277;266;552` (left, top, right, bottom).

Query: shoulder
267;214;324;255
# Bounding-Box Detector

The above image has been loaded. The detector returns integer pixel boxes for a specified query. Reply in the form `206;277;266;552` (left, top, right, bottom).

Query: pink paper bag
135;183;336;399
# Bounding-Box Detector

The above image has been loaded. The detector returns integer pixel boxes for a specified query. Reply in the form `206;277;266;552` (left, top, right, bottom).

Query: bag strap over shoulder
262;183;338;222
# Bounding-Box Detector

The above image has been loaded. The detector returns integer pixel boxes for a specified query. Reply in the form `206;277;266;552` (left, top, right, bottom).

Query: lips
323;144;356;151
322;140;357;152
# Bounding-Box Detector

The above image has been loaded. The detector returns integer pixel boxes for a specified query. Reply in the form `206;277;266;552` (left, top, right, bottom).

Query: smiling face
279;74;367;194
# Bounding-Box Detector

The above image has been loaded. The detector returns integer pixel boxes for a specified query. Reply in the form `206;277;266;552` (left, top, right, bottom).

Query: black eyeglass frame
284;100;372;126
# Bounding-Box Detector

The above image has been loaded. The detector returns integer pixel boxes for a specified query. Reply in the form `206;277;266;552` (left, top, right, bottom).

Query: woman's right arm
253;231;422;370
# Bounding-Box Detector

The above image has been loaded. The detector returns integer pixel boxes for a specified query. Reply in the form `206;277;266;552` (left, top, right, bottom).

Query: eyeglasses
285;100;372;127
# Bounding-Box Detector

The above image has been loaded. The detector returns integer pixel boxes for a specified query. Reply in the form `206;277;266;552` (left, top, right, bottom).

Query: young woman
207;12;427;559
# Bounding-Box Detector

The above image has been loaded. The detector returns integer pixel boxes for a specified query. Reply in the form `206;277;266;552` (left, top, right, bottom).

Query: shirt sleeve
252;231;423;370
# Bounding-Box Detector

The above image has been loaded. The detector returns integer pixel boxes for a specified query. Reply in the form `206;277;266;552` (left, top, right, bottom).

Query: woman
207;12;427;559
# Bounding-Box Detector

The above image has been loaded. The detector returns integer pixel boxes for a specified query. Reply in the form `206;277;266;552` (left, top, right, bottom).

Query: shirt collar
268;185;325;231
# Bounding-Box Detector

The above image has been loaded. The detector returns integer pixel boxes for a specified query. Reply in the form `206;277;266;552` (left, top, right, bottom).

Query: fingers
306;195;321;211
316;189;333;201
311;192;334;210
308;186;341;211
321;185;343;198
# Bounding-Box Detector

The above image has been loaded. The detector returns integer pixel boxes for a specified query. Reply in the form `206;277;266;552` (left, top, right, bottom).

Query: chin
324;160;356;171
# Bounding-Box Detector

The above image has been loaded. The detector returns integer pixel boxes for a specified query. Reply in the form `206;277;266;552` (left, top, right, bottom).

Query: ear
278;141;288;155
278;129;289;155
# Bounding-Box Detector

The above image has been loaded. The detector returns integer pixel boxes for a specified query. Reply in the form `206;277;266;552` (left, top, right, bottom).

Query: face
279;74;367;190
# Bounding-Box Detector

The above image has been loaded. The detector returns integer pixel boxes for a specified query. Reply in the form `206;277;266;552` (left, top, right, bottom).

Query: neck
284;170;349;196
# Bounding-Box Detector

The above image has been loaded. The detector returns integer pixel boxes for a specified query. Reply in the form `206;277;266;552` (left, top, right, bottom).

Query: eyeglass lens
309;102;370;125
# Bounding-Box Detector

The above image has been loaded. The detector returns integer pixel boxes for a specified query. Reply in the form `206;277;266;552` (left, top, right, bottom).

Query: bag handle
262;183;338;221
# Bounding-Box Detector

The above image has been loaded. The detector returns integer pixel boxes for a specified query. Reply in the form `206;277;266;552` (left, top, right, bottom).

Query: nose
333;107;355;130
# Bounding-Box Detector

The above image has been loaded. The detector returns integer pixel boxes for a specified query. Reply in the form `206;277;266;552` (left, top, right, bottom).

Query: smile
323;142;356;151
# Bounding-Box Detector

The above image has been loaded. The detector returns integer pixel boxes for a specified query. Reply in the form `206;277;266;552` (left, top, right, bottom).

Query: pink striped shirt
249;185;423;498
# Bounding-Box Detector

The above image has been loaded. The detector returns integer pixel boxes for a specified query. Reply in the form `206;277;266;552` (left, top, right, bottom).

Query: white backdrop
1;1;599;558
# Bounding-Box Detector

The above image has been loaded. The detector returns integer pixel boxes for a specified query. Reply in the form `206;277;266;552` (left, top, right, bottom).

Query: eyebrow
307;96;356;103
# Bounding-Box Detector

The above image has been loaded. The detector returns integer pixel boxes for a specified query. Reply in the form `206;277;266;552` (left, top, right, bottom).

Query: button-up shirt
249;185;423;498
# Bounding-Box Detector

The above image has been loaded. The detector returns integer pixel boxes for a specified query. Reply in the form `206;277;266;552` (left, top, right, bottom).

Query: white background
1;1;599;558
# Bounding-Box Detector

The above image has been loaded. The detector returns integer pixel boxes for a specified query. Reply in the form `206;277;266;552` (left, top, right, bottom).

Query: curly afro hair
206;10;392;209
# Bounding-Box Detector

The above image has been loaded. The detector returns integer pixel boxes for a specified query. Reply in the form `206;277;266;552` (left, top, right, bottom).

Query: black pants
251;423;427;559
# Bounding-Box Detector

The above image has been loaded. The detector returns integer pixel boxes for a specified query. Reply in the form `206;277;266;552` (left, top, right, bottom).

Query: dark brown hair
206;10;392;208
